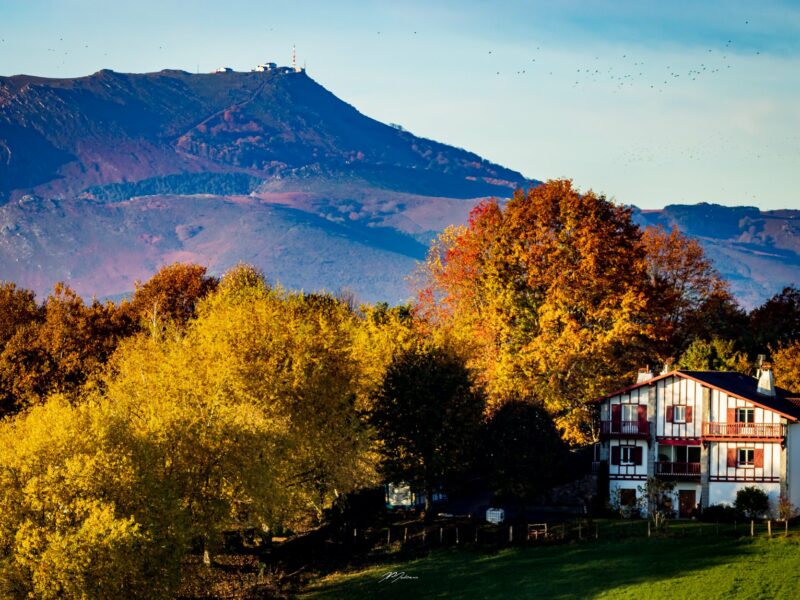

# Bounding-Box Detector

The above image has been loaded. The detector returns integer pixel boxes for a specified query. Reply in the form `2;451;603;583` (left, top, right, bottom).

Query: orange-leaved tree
417;179;652;444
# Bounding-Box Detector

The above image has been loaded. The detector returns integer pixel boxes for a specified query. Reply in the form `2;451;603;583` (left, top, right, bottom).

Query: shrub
735;486;770;519
701;504;739;523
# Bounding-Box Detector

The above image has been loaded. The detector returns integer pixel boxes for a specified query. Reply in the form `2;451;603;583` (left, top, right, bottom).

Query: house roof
590;370;800;422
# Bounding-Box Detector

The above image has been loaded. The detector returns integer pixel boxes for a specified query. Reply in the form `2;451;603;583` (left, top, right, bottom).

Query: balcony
600;420;650;439
655;461;701;477
702;422;786;440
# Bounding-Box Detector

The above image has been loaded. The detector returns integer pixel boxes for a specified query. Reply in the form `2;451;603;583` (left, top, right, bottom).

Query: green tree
370;345;485;513
677;337;749;372
735;486;770;519
481;400;570;502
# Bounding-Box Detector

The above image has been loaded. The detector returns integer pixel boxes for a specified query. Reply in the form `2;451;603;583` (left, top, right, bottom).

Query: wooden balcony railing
702;422;786;439
600;420;650;437
655;461;701;476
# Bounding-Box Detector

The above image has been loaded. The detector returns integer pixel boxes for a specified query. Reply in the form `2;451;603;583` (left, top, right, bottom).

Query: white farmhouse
592;365;800;517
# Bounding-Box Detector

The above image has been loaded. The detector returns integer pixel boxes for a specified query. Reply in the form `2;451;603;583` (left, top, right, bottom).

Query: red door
678;490;696;518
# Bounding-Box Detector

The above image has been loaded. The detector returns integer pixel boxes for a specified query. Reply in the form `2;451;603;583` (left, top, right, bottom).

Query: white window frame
738;448;755;468
736;408;755;423
621;404;638;422
620;445;636;465
673;405;686;423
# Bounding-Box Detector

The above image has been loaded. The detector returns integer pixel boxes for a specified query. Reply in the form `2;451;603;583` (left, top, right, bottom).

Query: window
738;448;755;467
673;405;686;423
621;446;636;465
621;404;638;422
736;408;755;423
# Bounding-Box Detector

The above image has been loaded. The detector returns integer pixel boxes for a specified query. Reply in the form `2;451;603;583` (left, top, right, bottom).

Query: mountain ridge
1;68;797;307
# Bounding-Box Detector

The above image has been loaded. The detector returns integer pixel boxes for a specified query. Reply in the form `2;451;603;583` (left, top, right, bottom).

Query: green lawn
301;529;800;599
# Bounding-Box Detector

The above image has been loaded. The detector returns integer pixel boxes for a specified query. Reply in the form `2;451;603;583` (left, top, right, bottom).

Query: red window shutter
666;406;674;422
633;446;643;465
637;405;647;425
727;448;737;468
755;449;764;468
611;446;620;465
685;406;693;423
612;404;621;424
728;408;736;423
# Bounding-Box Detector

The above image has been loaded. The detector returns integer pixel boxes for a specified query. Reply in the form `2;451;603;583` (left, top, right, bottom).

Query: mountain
633;204;800;309
1;67;797;307
0;67;531;302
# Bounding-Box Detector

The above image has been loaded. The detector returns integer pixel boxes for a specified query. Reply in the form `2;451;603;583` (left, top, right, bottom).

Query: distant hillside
0;68;796;307
633;204;800;309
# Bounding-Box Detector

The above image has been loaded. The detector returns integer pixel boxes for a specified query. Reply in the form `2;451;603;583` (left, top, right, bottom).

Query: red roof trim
588;370;799;422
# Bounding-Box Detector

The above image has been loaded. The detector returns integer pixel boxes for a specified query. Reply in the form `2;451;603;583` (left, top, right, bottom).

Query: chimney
660;359;674;376
757;362;776;397
637;367;654;384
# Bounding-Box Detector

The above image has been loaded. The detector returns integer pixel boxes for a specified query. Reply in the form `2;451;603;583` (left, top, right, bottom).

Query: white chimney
637;367;654;384
757;362;776;397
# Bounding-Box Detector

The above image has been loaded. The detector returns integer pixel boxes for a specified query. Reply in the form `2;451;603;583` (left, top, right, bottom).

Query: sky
1;0;799;210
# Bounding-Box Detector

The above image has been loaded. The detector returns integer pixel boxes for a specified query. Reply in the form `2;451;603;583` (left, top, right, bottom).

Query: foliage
0;268;377;597
639;225;735;359
417;179;652;445
735;486;770;519
749;286;800;354
777;495;800;521
84;172;264;201
480;400;571;502
772;341;800;393
701;504;740;523
637;477;677;528
127;262;218;329
369;344;485;511
678;337;750;372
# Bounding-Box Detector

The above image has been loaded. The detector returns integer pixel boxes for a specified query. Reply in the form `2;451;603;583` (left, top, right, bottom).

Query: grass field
301;524;800;599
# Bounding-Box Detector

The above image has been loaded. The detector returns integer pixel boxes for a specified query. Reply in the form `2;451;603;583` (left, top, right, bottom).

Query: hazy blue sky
1;1;798;209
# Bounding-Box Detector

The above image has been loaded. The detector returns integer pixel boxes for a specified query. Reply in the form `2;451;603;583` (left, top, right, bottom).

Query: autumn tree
772;341;800;393
127;262;218;329
417;179;651;444
639;225;743;358
369;345;485;513
0;284;131;410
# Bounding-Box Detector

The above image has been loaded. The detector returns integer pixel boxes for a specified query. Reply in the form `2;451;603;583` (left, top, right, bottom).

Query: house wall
708;481;781;508
600;386;648;421
607;439;649;479
708;389;783;425
655;376;703;439
609;479;644;513
788;425;800;506
708;441;782;482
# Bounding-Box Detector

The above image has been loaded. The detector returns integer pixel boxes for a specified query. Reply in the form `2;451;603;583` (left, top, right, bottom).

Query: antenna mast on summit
292;45;297;71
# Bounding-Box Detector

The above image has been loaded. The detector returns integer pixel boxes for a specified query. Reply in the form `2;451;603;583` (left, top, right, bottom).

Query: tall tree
772;341;800;393
127;262;218;329
749;286;800;354
639;225;741;358
370;345;485;513
417;179;651;444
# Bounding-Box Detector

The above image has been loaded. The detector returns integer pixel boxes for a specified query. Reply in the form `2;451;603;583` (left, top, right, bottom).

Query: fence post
404;527;408;543
578;522;582;540
387;528;391;545
786;520;789;537
768;520;772;538
750;520;754;537
509;525;513;543
422;528;426;545
475;525;478;544
647;521;651;538
456;527;460;545
439;527;443;544
595;523;599;540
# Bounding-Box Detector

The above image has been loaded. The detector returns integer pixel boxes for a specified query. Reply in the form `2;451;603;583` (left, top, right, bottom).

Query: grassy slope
301;530;800;599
